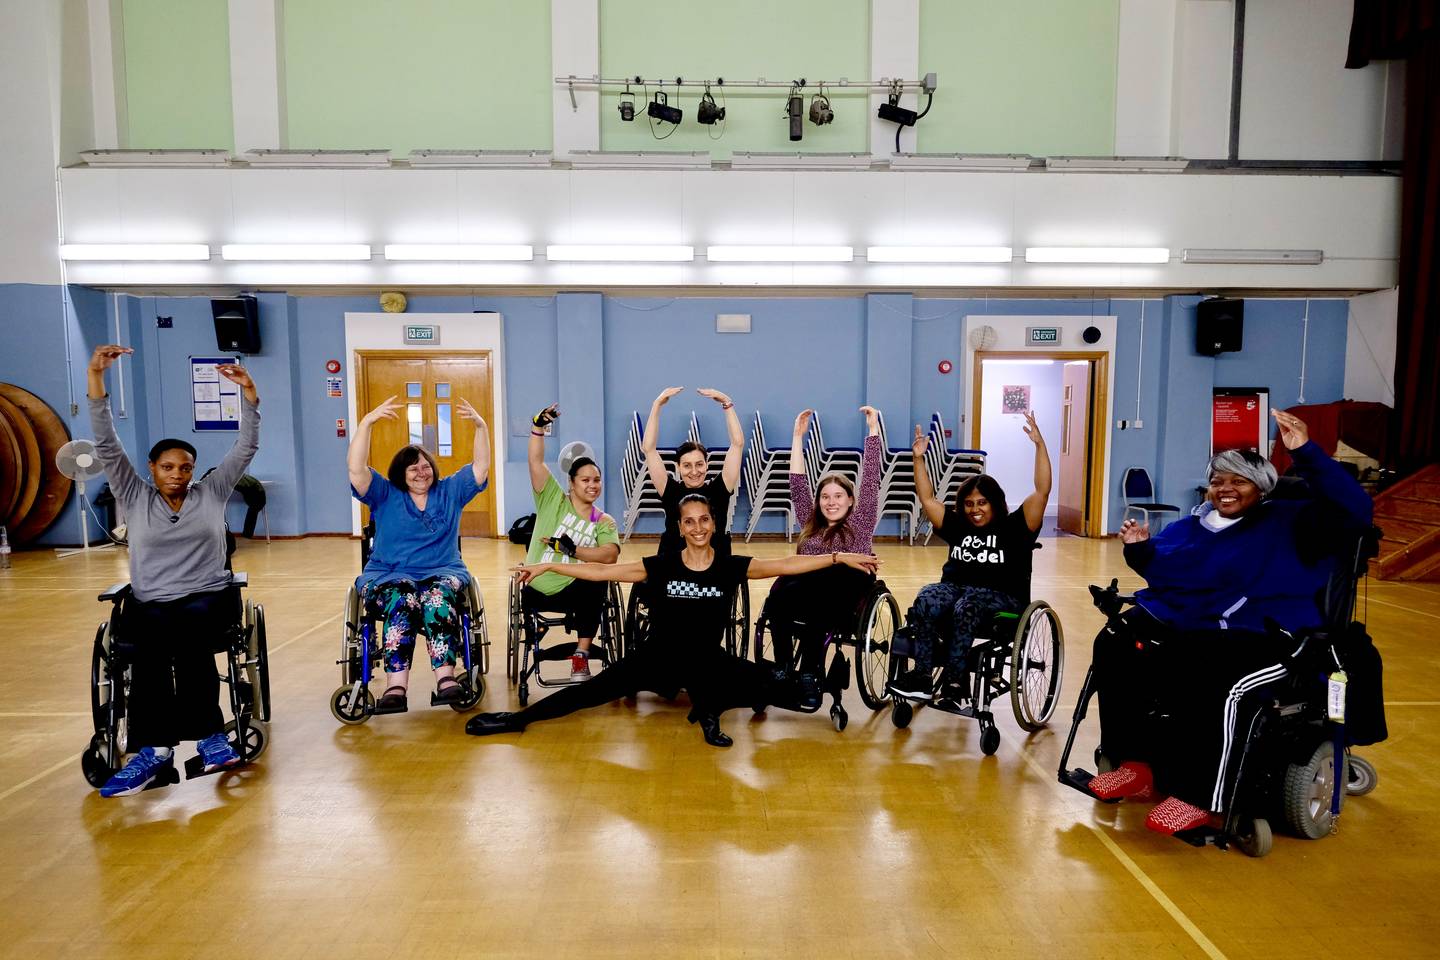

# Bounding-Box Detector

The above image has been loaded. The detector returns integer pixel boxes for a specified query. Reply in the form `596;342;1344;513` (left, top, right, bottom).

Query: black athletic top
936;507;1039;605
658;475;733;556
641;551;750;655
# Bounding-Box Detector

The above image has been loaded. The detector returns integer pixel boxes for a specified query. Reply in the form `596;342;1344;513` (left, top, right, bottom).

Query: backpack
508;513;536;546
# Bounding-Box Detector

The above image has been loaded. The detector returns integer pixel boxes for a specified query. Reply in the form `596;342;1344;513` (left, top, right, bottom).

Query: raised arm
748;551;880;580
348;395;400;497
85;345;144;502
529;403;559;493
513;559;647;585
788;409;814;526
850;407;884;532
698;387;744;492
456;398;491;487
1018;411;1052;533
643;387;683;497
912;425;945;529
205;363;261;494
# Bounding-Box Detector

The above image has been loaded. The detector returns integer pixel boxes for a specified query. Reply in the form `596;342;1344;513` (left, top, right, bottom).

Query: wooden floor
2;534;1438;959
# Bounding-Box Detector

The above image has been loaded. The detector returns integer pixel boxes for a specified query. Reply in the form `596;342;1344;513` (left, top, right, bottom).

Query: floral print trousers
361;576;465;674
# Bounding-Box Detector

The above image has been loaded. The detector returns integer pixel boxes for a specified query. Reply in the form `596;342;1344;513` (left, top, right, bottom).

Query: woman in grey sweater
86;344;260;796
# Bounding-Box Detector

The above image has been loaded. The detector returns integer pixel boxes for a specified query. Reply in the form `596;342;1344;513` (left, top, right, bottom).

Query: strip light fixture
59;243;211;261
546;245;694;262
384;244;534;261
1025;247;1170;264
1182;248;1323;265
222;244;372;261
706;245;854;263
867;246;1013;263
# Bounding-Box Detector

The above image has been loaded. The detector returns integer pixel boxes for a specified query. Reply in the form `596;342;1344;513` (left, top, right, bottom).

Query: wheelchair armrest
99;582;132;603
231;572;249;588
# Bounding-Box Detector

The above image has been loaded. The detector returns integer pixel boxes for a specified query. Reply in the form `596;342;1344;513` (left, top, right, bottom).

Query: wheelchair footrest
182;754;249;780
1172;827;1220;848
142;765;182;792
1057;766;1117;803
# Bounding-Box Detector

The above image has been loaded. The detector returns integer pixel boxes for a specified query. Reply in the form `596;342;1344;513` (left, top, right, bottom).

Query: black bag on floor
1336;621;1387;746
508;513;536;546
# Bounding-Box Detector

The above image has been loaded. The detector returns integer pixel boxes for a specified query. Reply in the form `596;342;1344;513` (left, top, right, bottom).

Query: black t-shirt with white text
937;507;1039;605
659;475;733;556
641;551;750;654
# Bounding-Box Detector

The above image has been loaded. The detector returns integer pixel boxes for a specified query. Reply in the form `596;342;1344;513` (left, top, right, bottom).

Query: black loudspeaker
1196;297;1243;356
212;296;261;353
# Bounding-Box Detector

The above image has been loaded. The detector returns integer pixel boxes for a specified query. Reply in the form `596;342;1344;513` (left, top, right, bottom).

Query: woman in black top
642;386;744;555
889;412;1052;700
466;495;880;747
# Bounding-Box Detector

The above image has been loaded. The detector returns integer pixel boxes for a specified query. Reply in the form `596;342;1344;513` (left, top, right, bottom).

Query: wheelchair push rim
855;588;900;710
1009;600;1063;733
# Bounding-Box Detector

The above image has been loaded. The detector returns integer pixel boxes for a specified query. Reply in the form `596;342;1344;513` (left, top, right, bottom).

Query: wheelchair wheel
506;576;523;682
1283;740;1346;839
750;612;777;667
89;622;112;734
1347;755;1378;796
625;586;651;657
226;717;269;761
451;667;485;712
604;582;626;662
724;582;750;657
891;700;914;729
81;735;116;788
855;588;900;710
330;683;373;725
979;720;1001;756
830;704;848;732
1009;601;1063;732
1235;817;1273;858
245;602;271;722
464;579;491;676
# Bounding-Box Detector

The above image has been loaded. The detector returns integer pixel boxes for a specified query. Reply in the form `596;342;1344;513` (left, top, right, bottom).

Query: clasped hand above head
1120;518;1150;543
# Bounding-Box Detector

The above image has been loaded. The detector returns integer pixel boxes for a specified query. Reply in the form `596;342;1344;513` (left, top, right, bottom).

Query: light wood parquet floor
1;534;1437;960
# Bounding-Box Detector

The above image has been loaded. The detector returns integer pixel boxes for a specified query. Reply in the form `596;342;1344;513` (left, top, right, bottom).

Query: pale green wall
121;0;233;149
918;0;1119;156
283;0;552;153
599;0;870;158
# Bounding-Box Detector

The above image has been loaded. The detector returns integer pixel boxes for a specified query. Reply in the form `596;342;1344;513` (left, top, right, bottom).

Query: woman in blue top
347;395;490;714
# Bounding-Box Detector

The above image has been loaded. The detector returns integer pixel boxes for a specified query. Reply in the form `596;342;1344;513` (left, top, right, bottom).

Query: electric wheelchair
1057;522;1385;857
506;575;626;706
329;523;489;724
82;568;271;789
746;578;902;731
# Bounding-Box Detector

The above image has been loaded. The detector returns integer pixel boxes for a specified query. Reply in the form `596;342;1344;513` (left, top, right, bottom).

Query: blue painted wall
0;283;1352;545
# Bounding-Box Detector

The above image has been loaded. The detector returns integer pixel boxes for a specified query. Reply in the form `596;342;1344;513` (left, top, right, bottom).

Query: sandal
374;685;409;715
432;676;466;705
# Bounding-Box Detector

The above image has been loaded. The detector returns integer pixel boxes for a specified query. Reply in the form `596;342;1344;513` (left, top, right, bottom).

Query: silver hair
1207;448;1278;494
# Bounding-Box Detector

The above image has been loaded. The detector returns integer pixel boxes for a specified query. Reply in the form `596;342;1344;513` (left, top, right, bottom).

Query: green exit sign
403;324;439;344
1026;326;1060;345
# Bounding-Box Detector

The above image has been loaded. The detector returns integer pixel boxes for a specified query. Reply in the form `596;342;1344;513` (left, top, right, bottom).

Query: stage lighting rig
697;83;725;125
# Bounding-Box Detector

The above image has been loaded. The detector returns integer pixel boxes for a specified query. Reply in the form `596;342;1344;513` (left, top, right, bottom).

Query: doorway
971;351;1110;538
356;351;497;537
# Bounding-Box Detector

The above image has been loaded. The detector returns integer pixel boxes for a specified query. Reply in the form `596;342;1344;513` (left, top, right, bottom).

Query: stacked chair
743;412;794;541
620;410;737;540
917;411;987;543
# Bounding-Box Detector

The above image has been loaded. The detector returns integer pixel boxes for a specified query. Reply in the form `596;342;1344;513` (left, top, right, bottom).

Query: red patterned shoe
1087;761;1154;801
1145;796;1215;835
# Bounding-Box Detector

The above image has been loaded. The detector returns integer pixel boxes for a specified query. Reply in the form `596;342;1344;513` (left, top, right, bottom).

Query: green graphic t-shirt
525;473;620;594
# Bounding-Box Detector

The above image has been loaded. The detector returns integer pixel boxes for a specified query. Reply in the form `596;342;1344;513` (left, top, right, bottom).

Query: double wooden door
356;351;496;537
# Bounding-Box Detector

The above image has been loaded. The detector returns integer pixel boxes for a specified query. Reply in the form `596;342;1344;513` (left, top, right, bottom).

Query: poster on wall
1001;385;1031;415
1212;388;1270;455
192;356;242;432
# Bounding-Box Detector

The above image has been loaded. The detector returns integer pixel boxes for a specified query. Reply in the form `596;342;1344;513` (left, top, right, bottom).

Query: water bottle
0;526;11;570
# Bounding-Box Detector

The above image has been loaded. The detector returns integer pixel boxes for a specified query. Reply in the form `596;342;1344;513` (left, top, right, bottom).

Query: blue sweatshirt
1123;440;1373;633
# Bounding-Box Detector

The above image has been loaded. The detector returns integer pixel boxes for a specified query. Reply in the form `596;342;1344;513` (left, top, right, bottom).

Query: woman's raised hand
511;563;550;585
456;397;486;425
838;553;882;574
1022;410;1044;446
859;405;880;433
793;408;814;439
655;386;684;406
88;344;133;372
1119;518;1150;544
216;363;254;390
696;388;732;406
362;395;402;424
911;424;929;458
533;403;560;428
1273;409;1309;451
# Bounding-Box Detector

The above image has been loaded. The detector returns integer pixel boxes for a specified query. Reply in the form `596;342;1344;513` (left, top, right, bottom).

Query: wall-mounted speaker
1196;297;1243;356
212;296;261;353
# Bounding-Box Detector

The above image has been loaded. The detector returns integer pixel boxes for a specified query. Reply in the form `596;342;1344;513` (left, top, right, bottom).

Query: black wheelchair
82;572;271;788
506;576;626;707
624;578;750;659
329;523;489;724
885;596;1065;754
746;579;902;731
1057;523;1385;857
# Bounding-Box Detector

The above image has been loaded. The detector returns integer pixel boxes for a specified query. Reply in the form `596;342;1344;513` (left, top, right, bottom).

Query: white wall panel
1172;0;1233;159
1115;0;1178;156
1344;287;1397;406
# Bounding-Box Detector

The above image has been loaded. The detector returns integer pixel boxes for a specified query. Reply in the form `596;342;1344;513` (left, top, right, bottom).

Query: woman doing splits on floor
466;495;880;747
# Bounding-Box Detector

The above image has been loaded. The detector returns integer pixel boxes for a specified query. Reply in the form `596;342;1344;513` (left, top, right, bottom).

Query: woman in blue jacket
1089;409;1373;835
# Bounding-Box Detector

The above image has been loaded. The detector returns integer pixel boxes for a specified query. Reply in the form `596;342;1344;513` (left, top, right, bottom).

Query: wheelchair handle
1088;579;1136;618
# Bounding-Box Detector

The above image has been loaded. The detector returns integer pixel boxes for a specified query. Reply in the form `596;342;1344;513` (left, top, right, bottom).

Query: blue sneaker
99;747;174;797
196;732;242;773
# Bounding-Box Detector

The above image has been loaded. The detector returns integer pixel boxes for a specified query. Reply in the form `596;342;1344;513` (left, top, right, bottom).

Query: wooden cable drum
0;384;73;544
0;401;23;523
0;392;40;532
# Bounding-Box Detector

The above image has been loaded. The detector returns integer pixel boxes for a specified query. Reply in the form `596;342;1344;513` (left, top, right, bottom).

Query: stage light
787;89;804;142
618;81;635;121
697;88;725;125
808;90;833;126
647;91;682;125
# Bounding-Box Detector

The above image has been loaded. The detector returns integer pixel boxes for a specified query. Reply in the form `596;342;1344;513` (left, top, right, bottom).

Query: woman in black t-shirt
466;495;880;747
642;386;744;555
889;412;1051;700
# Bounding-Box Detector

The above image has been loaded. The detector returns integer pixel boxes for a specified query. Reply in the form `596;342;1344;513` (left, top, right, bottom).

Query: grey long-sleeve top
89;394;260;602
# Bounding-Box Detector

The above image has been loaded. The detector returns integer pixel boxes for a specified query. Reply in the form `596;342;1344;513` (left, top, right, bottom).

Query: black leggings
121;586;239;747
523;577;606;638
766;566;874;674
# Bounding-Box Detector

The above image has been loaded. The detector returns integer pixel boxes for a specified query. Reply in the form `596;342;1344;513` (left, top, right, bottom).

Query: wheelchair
1057;522;1385;857
885;598;1064;754
506;576;626;707
82;572;271;789
329;524;490;724
746;578;902;731
624;578;750;659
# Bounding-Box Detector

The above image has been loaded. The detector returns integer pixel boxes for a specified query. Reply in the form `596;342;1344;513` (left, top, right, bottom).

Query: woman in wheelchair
523;403;621;679
467;495;880;747
764;405;883;676
348;394;490;714
889;411;1051;701
86;344;260;796
1087;409;1373;835
642;385;744;554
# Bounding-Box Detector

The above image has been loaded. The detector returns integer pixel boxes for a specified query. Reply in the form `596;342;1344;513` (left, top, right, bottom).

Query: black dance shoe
465;712;522;736
697;714;733;748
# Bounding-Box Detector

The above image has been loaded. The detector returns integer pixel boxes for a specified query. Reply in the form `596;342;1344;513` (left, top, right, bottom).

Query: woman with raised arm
85;345;260;796
466;495;880;747
642;386;744;555
348;393;490;714
889;411;1051;701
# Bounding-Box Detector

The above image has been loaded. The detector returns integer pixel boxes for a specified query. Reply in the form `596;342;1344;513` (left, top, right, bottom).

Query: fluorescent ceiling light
1025;247;1170;264
983;358;1056;365
1182;248;1323;265
1045;156;1188;174
407;150;551;168
384;244;533;261
566;150;710;169
222;244;371;261
730;152;873;171
242;149;391;168
546;244;694;262
79;149;230;168
706;245;854;263
59;243;211;261
867;246;1012;263
889;153;1033;172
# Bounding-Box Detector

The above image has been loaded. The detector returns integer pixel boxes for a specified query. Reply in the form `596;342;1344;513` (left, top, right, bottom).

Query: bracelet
831;551;838;565
721;401;734;410
530;429;545;436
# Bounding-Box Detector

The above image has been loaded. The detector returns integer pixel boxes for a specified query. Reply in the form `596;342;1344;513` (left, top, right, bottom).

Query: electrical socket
1116;419;1128;430
1133;419;1144;429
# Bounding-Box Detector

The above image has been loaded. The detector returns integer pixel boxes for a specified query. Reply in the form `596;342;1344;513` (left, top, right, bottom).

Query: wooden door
1057;361;1092;535
356;351;496;537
